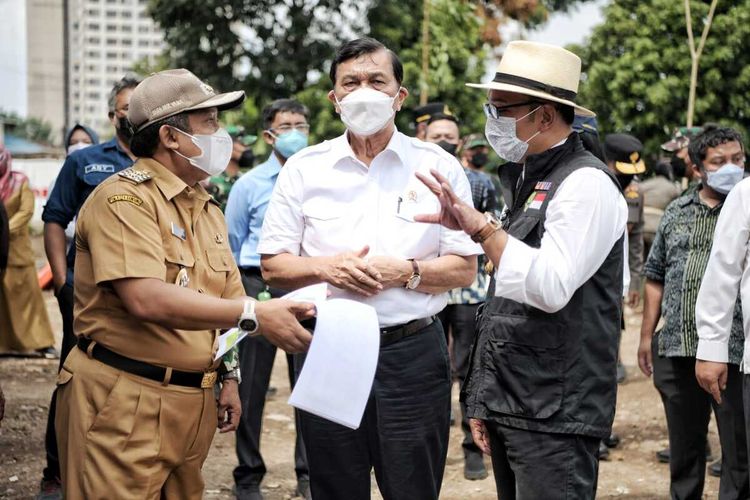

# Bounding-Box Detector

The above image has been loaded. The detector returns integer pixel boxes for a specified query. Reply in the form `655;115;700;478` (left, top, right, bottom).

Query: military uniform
206;170;240;212
55;159;245;499
624;180;645;291
604;134;647;293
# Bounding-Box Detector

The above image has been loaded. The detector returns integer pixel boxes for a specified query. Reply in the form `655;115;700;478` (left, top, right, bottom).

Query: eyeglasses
269;124;310;134
483;101;540;120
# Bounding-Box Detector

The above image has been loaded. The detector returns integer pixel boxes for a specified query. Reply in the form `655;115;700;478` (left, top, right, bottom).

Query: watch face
407;275;421;290
239;319;258;333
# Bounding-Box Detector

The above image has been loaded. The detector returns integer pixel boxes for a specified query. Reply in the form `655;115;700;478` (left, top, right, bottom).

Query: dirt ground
0;238;721;499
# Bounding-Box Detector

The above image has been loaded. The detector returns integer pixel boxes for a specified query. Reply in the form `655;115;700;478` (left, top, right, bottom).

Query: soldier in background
413;102;455;140
206;125;256;212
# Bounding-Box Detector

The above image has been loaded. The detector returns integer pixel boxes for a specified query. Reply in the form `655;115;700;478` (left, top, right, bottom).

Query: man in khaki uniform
55;69;315;500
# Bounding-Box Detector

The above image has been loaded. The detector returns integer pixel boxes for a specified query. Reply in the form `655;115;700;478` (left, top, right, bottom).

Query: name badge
171;222;186;240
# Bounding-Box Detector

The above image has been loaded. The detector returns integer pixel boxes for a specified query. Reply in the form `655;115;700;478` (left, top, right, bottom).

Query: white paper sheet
288;298;380;429
213;328;246;361
282;282;328;303
213;284;329;361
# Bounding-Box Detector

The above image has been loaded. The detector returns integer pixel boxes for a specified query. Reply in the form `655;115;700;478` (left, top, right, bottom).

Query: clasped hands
319;246;412;297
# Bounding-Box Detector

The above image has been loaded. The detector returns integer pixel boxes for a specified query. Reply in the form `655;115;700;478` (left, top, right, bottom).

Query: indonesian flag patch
524;191;547;211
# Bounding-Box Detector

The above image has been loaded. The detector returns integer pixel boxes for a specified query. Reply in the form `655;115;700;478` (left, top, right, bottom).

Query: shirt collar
135;157;204;201
679;183;723;210
329;128;406;168
263;152;283;177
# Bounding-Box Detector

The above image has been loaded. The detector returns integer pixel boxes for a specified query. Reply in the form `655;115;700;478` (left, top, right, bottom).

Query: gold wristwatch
405;260;422;290
471;212;502;243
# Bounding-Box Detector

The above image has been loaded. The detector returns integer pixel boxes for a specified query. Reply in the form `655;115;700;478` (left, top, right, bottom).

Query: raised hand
414;169;485;236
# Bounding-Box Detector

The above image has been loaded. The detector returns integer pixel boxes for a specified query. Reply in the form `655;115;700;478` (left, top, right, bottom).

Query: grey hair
108;73;142;113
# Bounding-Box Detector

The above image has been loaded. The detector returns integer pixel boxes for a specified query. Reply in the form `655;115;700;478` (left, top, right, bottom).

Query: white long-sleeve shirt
494;167;628;313
696;177;750;368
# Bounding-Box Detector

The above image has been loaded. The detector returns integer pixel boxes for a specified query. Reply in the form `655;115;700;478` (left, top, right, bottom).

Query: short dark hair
262;99;309;130
329;37;403;86
108;73;142;113
556;103;575;126
129;112;191;158
688;126;744;168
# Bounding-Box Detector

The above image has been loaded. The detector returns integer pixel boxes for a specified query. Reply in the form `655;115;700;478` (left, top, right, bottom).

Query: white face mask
67;142;91;156
172;127;233;176
335;88;400;137
485;106;541;163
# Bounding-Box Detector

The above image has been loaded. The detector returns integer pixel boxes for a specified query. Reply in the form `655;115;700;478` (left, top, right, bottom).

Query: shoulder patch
117;168;152;184
625;189;640;199
108;194;143;206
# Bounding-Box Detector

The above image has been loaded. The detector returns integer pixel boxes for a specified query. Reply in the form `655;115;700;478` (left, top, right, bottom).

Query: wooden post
420;0;431;106
684;0;719;127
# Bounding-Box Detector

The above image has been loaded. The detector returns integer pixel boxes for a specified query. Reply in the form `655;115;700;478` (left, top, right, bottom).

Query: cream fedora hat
467;41;594;117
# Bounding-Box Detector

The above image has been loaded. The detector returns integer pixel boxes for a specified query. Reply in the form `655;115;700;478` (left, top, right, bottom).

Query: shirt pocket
390;197;441;259
163;240;195;287
204;247;234;296
302;200;349;255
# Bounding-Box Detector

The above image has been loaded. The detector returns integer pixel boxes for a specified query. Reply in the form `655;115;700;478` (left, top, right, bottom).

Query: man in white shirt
692;130;750;471
415;41;628;499
257;37;480;500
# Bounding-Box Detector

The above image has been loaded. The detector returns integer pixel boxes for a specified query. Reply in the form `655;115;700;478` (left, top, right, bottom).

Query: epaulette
117;168;153;184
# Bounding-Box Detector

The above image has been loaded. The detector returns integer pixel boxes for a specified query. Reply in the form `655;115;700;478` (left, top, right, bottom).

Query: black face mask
469;152;489;168
238;149;255;168
616;173;635;191
670;155;687;179
116;116;134;144
436;140;457;156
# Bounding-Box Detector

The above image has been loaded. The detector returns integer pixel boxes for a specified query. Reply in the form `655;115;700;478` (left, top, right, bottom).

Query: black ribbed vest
462;134;624;438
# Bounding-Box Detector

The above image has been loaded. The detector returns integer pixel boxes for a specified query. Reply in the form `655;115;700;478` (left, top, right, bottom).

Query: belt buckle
201;371;217;388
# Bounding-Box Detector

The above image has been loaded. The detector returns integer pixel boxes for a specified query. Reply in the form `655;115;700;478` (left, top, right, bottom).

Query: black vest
462;134;624;438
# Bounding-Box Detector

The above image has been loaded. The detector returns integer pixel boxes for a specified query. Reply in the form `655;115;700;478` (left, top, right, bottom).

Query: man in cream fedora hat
415;41;628;499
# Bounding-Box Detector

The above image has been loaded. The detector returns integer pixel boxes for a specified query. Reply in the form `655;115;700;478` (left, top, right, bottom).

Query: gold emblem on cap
630;152;640;163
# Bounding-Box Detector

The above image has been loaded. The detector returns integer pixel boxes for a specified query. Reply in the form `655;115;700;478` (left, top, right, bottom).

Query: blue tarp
3;133;49;156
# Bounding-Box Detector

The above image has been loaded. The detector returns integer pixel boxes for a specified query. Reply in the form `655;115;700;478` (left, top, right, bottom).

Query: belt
380;316;436;347
77;337;217;389
300;316;436;346
239;266;263;277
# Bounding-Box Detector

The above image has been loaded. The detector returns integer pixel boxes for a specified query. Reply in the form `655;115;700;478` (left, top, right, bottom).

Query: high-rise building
26;0;66;143
67;0;164;135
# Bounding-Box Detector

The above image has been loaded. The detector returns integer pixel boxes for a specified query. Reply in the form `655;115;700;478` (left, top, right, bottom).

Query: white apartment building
68;0;164;135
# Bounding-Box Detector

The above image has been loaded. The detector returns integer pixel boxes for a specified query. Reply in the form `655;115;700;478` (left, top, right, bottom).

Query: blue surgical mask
269;129;308;159
705;163;745;195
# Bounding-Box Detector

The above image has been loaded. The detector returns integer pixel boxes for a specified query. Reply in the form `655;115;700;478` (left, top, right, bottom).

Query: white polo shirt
257;129;481;327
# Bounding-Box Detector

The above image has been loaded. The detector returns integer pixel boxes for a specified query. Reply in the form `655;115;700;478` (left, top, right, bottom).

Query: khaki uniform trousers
55;347;217;499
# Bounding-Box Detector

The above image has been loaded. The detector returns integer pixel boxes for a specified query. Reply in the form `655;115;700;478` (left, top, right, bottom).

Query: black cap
414;102;454;124
604;133;646;174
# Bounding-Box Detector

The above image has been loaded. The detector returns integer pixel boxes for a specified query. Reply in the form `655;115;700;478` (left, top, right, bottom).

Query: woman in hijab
0;146;55;356
64;123;99;156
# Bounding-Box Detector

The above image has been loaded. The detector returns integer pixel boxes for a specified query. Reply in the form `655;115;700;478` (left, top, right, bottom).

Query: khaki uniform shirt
74;158;244;372
624;181;645;291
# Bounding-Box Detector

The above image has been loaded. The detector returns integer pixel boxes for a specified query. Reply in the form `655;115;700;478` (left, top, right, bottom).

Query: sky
0;0;28;117
526;0;608;47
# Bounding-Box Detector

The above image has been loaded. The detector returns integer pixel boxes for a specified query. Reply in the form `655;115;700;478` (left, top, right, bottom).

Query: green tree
571;0;750;156
147;0;601;142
